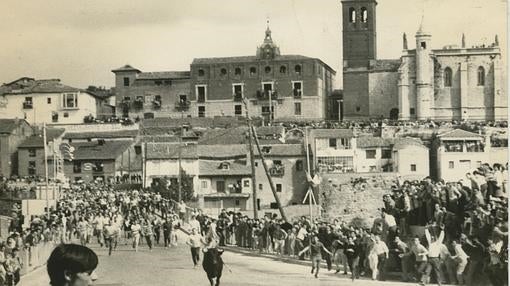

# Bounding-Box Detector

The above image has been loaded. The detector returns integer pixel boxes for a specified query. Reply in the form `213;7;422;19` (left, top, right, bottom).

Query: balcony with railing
269;165;285;177
175;100;191;111
256;90;278;101
293;88;302;98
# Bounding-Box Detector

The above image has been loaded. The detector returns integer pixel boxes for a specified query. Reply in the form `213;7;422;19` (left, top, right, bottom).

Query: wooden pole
243;100;258;219
251;125;287;222
43;123;49;217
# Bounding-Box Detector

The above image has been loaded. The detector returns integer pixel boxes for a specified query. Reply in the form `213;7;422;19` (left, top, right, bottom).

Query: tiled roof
310;129;354;139
199;160;251;177
0;78;101;98
111;65;141;73
146;143;198;160
137;71;190;80
357;136;426;149
18;128;65;148
255;144;305;157
371;59;401;72
64;130;138;140
256;126;284;136
197;144;247;159
198;127;249;145
0;119;29;134
142;117;247;130
438;129;483;139
192;55;312;65
71;140;133;160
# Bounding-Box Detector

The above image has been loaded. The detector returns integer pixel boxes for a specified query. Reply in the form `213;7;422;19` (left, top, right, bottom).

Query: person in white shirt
186;228;205;268
130;220;142;252
450;239;468;285
423;225;445;286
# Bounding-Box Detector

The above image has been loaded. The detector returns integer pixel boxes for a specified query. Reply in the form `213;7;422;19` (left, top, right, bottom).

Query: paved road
22;235;411;286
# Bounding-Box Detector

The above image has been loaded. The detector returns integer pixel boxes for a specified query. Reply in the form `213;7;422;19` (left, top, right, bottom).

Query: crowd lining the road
1;161;508;286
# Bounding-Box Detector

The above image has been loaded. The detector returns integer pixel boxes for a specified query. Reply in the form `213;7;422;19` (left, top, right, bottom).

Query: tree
150;170;195;202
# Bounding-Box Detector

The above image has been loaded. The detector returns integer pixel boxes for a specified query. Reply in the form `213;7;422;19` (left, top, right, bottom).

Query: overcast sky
0;0;506;89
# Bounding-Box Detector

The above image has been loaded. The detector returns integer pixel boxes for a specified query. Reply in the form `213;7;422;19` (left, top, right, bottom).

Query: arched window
361;7;368;23
234;67;242;75
349;7;356;23
477;66;485;86
280;66;287;74
444;67;452;87
220;68;227;75
250;67;257;75
294;65;302;74
265;66;271;74
198;69;205;77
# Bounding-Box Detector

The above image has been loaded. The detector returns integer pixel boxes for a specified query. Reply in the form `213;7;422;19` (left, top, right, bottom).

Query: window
73;162;82;173
164;80;171;85
477;66;485;86
28;148;36;157
123;77;130;86
220;162;230;170
198;106;205;117
410;164;417;172
329;138;337;148
276;184;282;192
293;81;303;97
361;7;368;23
410;108;416;115
198;69;205;77
196;85;207;102
448;161;454;169
296;160;303;171
262;82;273;92
220;68;227;76
356;106;361;112
420;41;427;49
349;7;356;23
201;181;207;188
63;112;69;118
265;66;271;74
444;141;463;152
28;161;36;175
294;65;302;74
179;94;188;104
47;98;51;104
235;200;240;206
280;66;287;74
233;84;243;98
93;162;104;172
258;184;263;190
23;97;33;109
63;93;78;109
250;67;257;75
365;150;376;159
381;149;392;159
234;105;242;116
52;112;58;123
444;67;452;87
255;162;259;167
243;180;250;187
155;80;162;85
460;160;471;169
234;67;242;75
294;102;301;115
134;146;142;155
262;146;272;154
316;156;354;173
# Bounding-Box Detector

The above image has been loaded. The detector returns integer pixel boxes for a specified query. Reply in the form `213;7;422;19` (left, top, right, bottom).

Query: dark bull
202;248;224;286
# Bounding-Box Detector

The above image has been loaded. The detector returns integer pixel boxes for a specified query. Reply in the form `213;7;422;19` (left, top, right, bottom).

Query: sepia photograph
0;0;508;285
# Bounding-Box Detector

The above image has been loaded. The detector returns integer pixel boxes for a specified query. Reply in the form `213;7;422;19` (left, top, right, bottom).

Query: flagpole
43;123;49;218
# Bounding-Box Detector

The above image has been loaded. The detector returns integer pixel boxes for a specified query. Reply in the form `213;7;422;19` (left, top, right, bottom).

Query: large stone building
0;119;33;177
0;77;108;125
189;26;336;122
341;0;507;121
112;66;191;119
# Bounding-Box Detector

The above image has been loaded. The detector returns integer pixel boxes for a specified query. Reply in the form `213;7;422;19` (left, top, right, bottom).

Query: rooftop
255;144;305;157
310;129;354;139
437;129;484;140
111;64;141;73
137;71;190;80
197;144;247;159
18;128;65;148
146;143;198;160
199;160;251;177
64;130;139;140
71;140;133;160
0;119;29;134
0;78;99;98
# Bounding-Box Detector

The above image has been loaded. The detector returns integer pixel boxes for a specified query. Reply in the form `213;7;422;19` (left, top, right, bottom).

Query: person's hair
47;244;98;286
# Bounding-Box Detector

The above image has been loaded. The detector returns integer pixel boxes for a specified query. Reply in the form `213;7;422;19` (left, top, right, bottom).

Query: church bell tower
341;0;378;68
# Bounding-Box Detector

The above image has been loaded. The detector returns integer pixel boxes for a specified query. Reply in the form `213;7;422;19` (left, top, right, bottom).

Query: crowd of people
1;160;508;286
208;162;508;285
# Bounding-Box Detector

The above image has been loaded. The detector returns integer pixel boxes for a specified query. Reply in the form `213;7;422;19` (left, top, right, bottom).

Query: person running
142;218;154;251
162;217;172;248
344;235;361;281
298;235;332;278
186;228;205;268
131;219;142;252
103;219;118;256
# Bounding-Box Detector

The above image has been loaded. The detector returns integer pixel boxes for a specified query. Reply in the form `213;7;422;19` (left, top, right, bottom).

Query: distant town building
0;77;108;125
0;119;33;177
341;0;507;121
190;26;336;122
111;65;191;119
17;128;64;177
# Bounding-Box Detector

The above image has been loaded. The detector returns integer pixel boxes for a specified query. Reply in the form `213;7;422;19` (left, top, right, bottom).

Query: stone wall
320;172;398;225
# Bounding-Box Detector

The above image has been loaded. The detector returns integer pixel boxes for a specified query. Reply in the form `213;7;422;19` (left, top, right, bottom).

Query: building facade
0;119;33;177
190;27;336;122
341;0;507;121
112;66;191;119
0;78;102;125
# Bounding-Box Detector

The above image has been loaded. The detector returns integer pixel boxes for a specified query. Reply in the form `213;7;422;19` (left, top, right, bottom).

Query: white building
0;77;101;125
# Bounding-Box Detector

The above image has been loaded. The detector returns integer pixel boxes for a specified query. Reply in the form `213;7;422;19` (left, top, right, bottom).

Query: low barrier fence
20;241;56;276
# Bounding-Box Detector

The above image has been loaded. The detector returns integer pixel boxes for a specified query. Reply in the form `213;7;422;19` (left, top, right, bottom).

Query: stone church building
341;0;507;121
